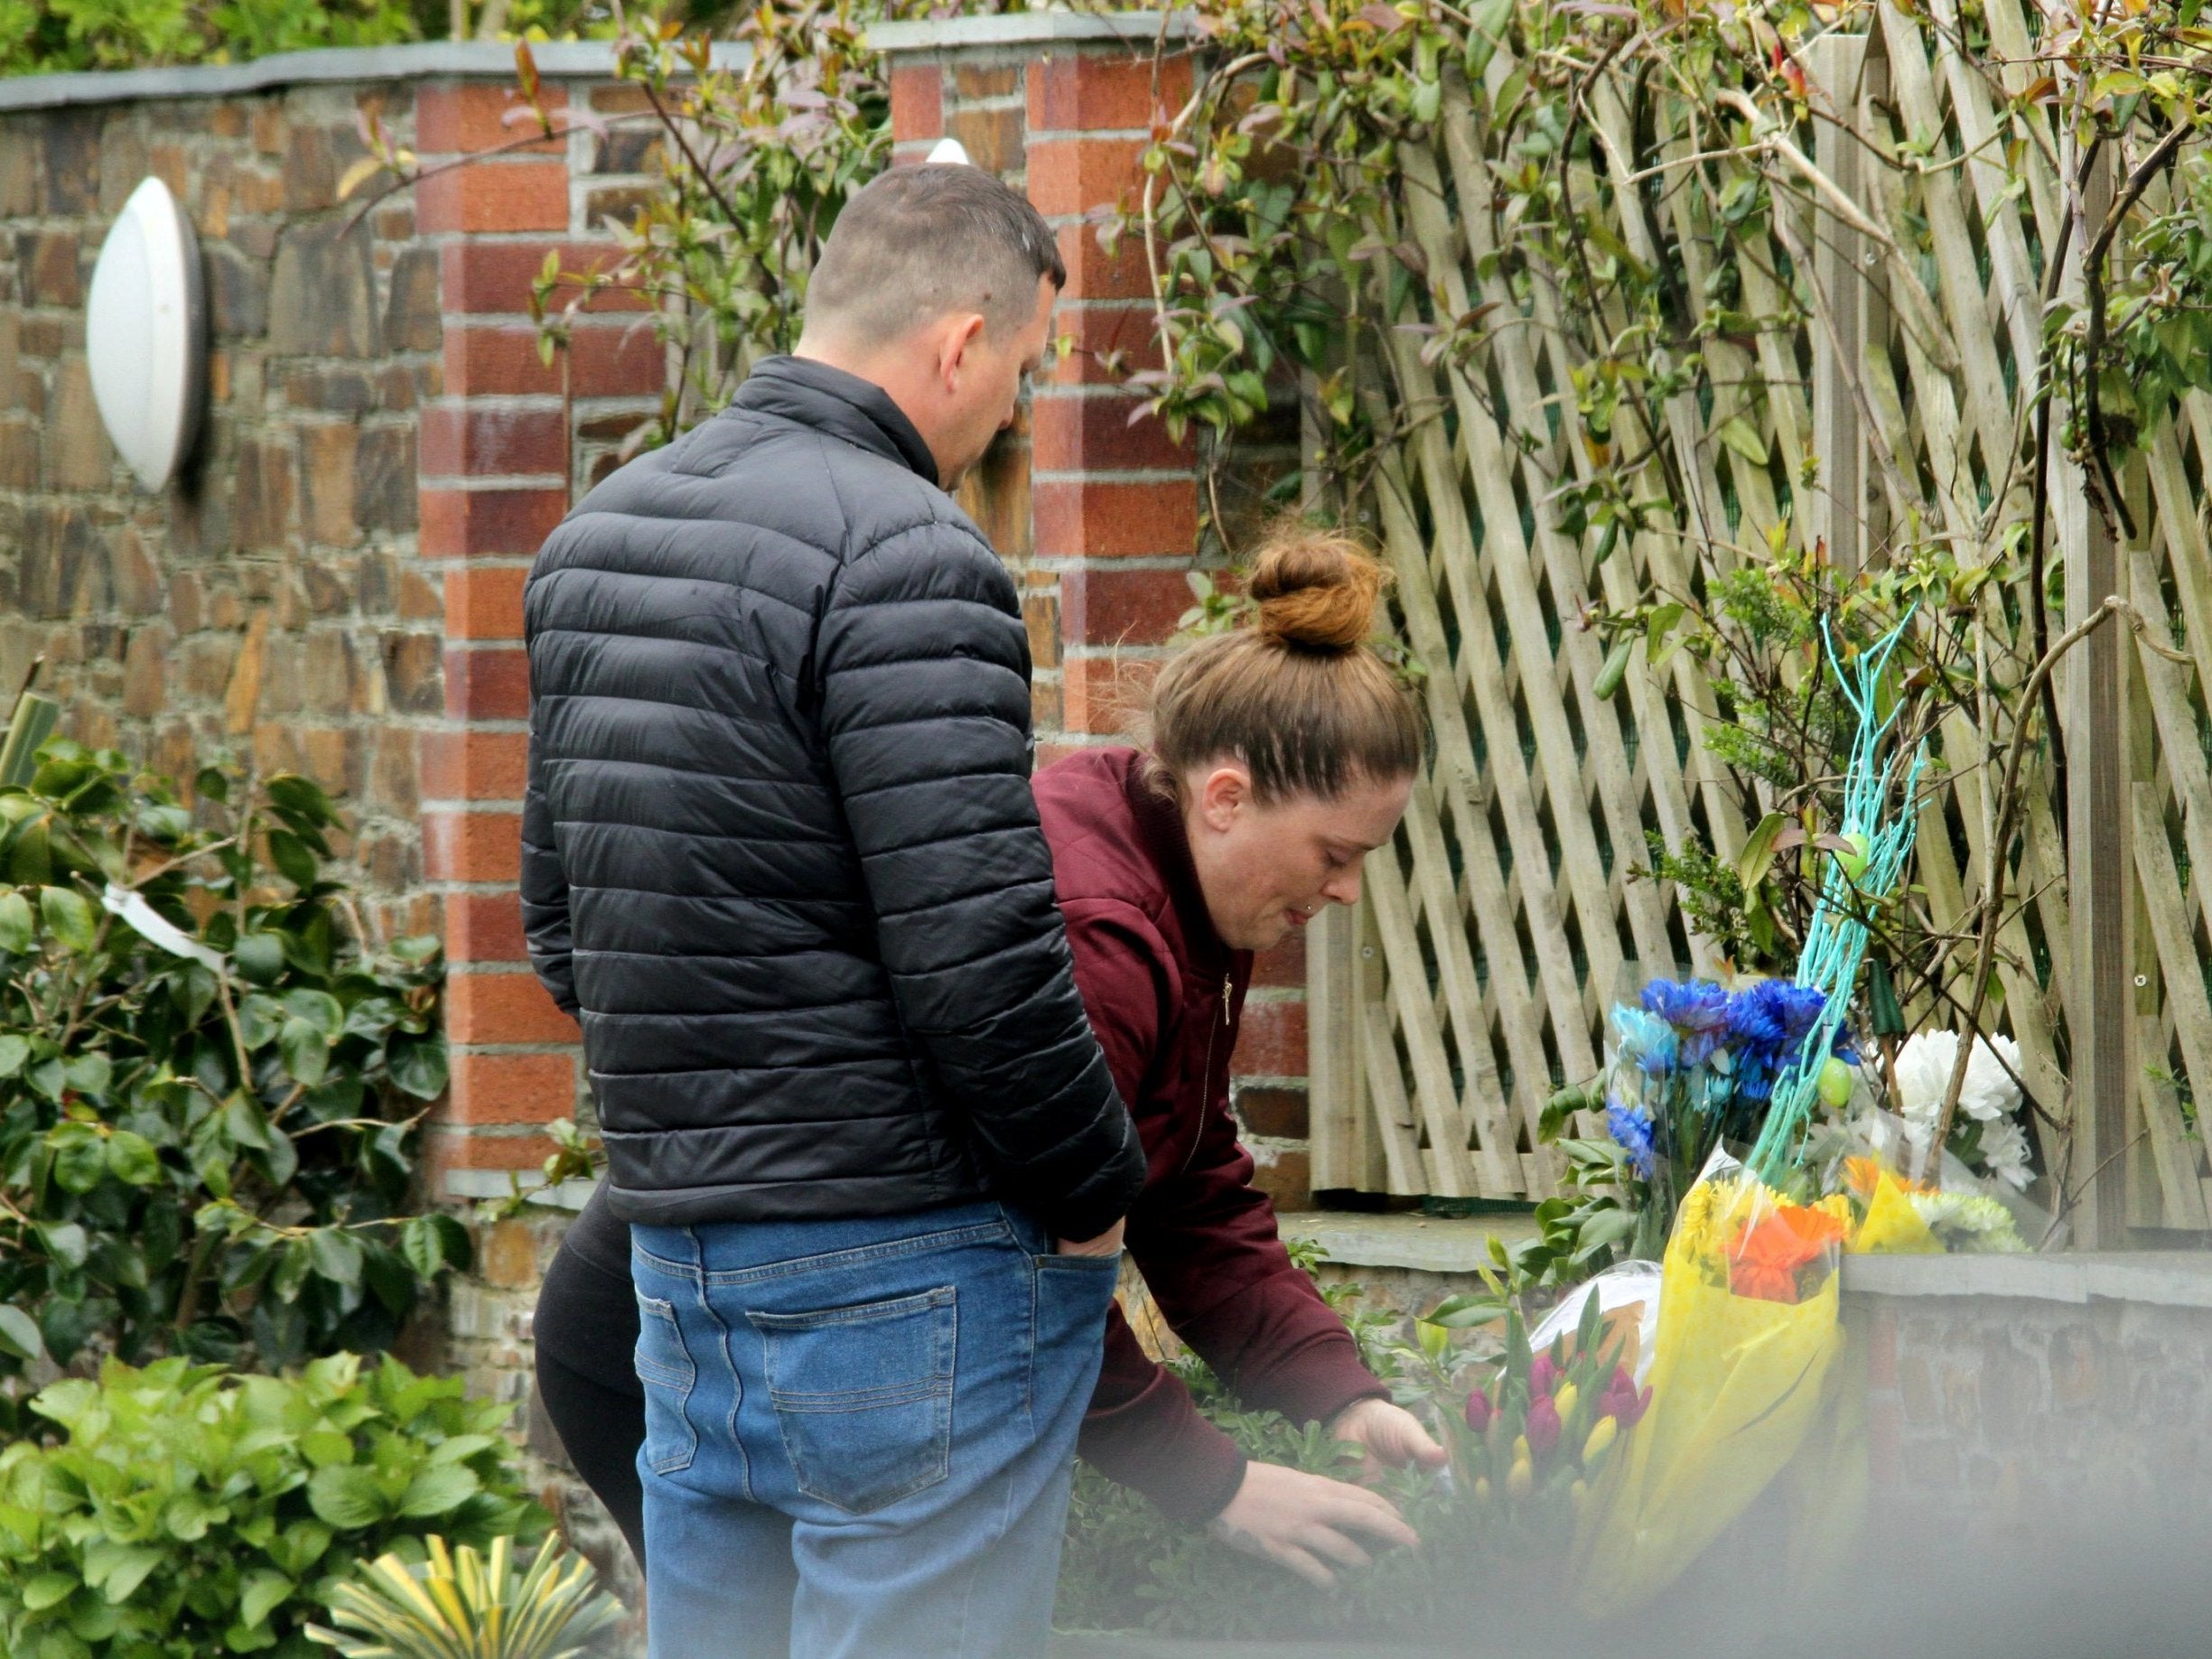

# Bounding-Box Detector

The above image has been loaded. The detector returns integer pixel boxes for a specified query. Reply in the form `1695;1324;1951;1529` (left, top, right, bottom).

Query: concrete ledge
868;12;1191;54
1280;1210;1537;1274
0;40;750;113
1841;1249;2212;1308
443;1169;597;1210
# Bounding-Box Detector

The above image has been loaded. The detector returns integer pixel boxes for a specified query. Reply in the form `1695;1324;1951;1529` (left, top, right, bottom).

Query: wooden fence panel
1306;6;2212;1231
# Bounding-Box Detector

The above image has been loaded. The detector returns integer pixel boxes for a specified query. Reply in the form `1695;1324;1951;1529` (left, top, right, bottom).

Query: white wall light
927;137;974;165
87;176;207;493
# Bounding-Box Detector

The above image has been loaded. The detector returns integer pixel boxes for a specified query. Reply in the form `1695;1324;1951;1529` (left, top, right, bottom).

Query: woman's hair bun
1246;527;1388;653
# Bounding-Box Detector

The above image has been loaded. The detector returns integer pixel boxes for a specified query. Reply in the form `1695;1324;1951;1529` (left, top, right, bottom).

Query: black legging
534;1240;648;1570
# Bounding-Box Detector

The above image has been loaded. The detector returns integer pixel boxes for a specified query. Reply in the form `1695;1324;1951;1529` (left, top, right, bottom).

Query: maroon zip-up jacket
1037;747;1389;1524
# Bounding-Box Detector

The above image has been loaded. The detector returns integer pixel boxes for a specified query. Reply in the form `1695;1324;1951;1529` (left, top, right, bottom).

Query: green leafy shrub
0;0;425;76
0;1353;547;1659
0;741;463;1387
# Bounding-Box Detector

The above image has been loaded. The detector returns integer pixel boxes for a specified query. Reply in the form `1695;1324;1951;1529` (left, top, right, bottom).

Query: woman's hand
1208;1461;1420;1588
1327;1396;1448;1477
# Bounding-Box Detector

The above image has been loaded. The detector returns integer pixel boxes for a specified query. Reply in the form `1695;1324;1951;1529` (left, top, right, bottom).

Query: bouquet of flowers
1435;1291;1651;1567
1575;1146;1851;1613
1604;977;1860;1259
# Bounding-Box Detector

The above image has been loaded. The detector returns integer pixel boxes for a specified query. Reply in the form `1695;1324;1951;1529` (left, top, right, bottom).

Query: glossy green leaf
307;1226;364;1291
0;889;32;954
279;1017;331;1086
266;829;319;890
397;1460;481;1518
39;883;96;952
306;1463;387;1530
106;1130;162;1187
232;932;286;984
0;1303;48;1363
387;1037;448;1101
21;1571;76;1611
237;1569;294;1630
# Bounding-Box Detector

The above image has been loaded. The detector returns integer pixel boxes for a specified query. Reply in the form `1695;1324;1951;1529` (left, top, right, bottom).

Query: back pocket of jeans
635;1293;699;1476
751;1285;956;1515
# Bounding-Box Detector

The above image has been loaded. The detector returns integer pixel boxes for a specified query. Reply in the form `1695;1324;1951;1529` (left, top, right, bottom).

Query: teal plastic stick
1746;610;1928;1183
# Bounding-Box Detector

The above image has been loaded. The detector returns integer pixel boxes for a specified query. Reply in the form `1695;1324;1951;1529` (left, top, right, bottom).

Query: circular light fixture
87;176;207;493
927;137;974;165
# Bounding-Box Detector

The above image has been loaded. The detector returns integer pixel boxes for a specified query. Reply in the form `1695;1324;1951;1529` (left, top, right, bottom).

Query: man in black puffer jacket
521;166;1145;1657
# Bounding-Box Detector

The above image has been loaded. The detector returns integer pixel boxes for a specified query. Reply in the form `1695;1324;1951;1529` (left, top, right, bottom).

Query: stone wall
1851;1260;2212;1525
0;81;438;945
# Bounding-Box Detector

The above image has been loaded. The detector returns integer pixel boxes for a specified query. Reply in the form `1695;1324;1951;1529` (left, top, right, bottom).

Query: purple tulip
1529;1353;1561;1398
1525;1393;1562;1456
1598;1364;1652;1428
1464;1388;1493;1432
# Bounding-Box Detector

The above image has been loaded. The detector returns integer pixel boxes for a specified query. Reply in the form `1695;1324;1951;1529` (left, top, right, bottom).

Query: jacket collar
1121;752;1234;982
731;355;940;487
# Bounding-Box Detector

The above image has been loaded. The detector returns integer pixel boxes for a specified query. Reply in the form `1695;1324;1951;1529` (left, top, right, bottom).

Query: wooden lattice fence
1305;0;2212;1240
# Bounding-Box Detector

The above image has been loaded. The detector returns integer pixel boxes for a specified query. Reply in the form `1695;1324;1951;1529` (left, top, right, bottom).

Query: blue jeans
630;1201;1117;1659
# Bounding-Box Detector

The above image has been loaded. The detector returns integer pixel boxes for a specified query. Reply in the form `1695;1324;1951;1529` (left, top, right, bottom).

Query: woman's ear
1195;764;1252;834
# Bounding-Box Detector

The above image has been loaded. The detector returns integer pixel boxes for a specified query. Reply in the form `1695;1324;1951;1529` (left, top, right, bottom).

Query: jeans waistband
632;1199;1043;1288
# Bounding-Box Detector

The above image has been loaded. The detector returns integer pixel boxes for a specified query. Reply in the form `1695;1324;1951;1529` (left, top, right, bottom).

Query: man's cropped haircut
805;164;1067;349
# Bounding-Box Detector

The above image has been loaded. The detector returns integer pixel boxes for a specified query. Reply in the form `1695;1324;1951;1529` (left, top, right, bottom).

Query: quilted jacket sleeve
519;723;578;1017
816;517;1144;1241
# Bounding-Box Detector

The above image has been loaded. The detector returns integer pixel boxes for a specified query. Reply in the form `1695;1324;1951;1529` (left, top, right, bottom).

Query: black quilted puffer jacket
519;355;1143;1239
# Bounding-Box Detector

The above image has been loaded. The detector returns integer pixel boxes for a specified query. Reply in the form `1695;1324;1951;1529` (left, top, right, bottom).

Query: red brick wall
412;78;664;1193
886;39;1315;1209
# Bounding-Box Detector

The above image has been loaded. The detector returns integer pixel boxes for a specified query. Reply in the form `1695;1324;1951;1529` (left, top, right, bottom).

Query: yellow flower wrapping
1848;1170;1942;1255
1574;1177;1845;1615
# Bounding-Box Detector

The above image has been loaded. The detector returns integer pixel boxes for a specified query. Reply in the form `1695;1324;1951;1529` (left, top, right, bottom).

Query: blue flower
1641;978;1731;1031
1641;978;1733;1067
1727;980;1828;1056
1606;1096;1657;1179
1611;1006;1678;1078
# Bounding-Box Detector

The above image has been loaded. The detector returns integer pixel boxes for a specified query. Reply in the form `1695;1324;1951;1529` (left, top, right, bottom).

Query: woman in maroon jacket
533;527;1442;1595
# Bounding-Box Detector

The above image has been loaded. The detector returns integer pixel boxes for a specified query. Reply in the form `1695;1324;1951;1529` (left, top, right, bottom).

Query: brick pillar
884;32;1315;1208
415;78;658;1193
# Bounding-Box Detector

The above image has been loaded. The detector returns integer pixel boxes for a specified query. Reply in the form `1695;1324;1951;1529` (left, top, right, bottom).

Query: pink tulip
1525;1393;1562;1456
1528;1354;1561;1398
1598;1364;1650;1428
1464;1388;1493;1432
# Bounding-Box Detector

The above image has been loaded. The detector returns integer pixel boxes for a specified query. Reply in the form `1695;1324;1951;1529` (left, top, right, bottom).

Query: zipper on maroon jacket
1182;973;1233;1179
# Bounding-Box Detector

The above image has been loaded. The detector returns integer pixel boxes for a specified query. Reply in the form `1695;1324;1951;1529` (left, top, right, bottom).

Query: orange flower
1728;1204;1846;1304
1843;1156;1932;1198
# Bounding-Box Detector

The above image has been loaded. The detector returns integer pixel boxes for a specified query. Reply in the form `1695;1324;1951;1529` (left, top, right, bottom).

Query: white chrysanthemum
1909;1188;2028;1253
1959;1031;2024;1123
1890;1030;1957;1152
1890;1030;2026;1144
1977;1114;2033;1192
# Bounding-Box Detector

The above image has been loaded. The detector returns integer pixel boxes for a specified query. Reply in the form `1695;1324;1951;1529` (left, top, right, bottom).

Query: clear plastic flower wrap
1573;1143;1850;1614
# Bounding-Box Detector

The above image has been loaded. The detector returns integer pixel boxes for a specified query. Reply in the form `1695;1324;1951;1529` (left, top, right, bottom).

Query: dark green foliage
0;0;420;76
0;742;462;1397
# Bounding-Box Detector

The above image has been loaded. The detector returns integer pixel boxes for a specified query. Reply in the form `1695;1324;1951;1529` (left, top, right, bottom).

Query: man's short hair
805;165;1067;349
